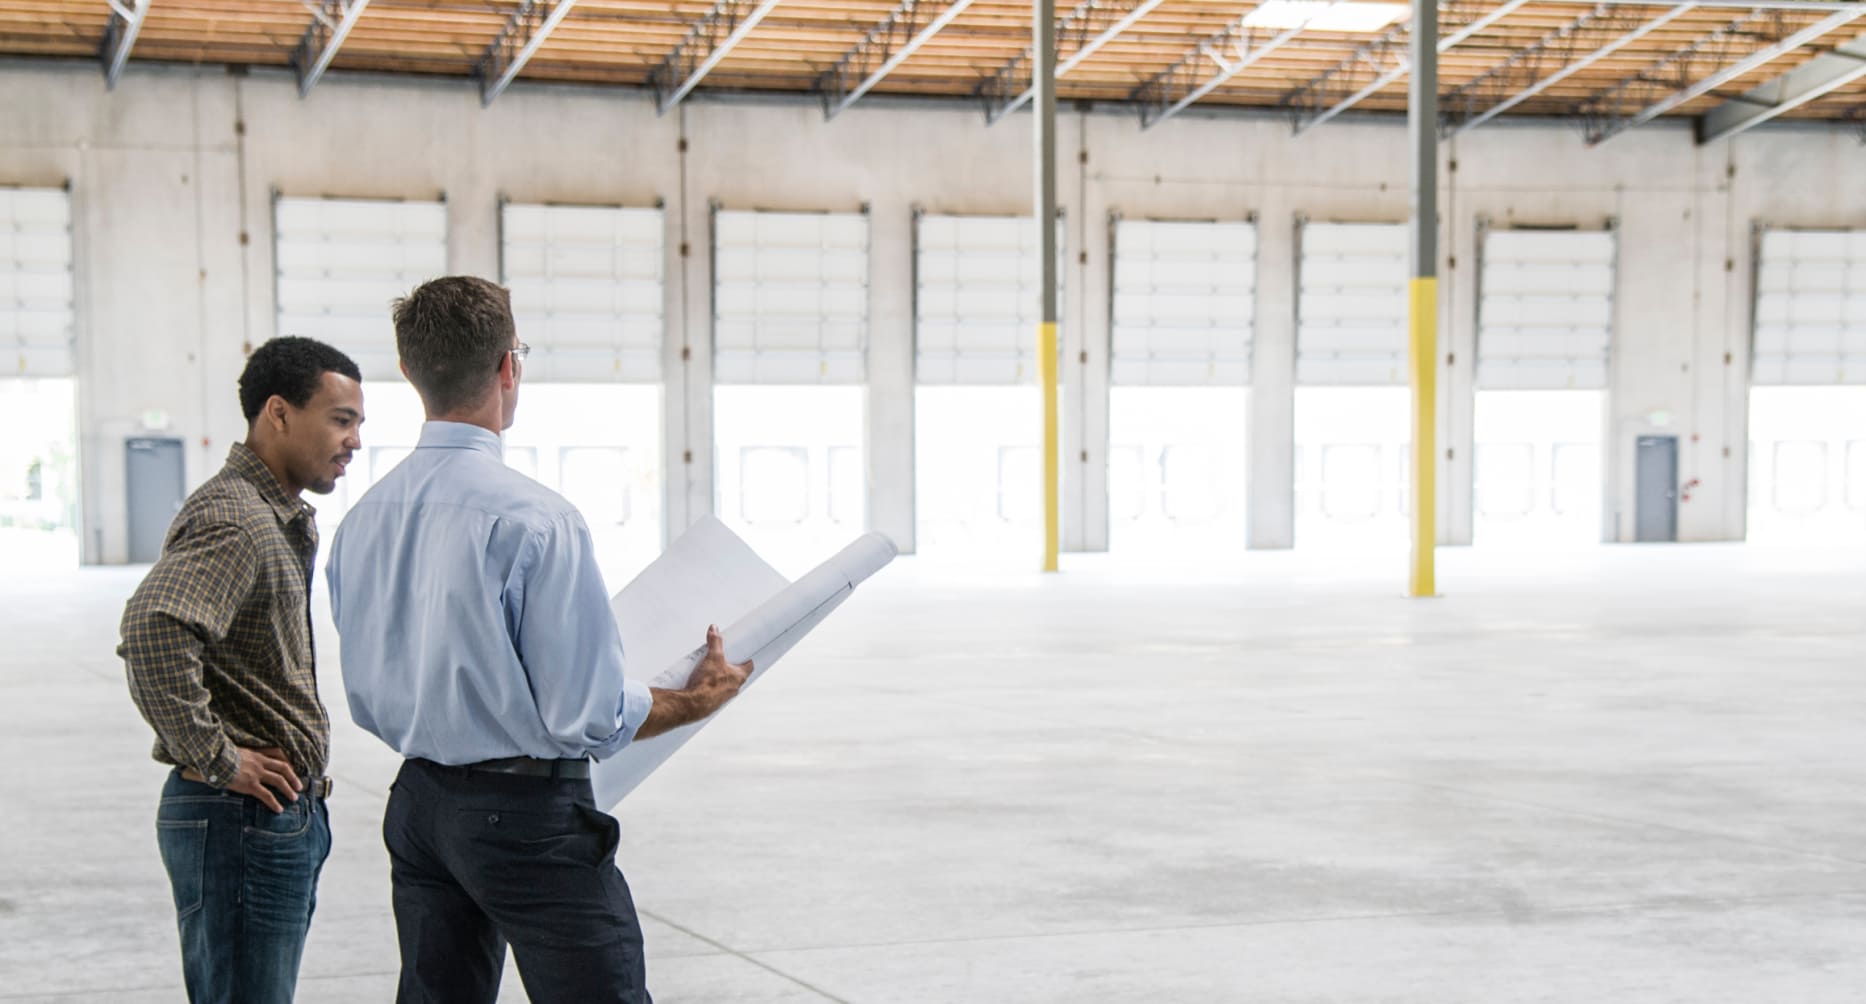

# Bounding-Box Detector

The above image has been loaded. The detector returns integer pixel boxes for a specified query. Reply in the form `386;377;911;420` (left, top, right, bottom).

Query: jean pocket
156;819;209;920
245;798;313;839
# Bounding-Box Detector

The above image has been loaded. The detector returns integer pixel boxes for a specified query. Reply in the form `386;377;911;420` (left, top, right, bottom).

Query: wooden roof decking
5;0;1865;130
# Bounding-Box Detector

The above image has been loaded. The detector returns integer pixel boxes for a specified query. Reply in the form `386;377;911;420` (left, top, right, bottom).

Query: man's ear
265;394;291;434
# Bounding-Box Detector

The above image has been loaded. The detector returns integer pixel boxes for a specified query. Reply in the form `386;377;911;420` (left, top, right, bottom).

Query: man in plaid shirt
119;336;363;1004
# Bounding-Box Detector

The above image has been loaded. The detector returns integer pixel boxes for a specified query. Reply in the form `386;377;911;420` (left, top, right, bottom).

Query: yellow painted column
1408;277;1437;598
1034;0;1058;573
1040;320;1060;572
1407;0;1438;598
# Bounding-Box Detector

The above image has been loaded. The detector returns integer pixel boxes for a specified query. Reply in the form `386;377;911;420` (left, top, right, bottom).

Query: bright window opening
1748;387;1866;546
1108;387;1247;558
1295;387;1409;552
916;386;1057;564
0;378;79;568
1473;390;1604;547
715;385;865;577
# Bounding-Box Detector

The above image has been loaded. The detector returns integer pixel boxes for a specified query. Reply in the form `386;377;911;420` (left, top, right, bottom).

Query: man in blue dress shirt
328;276;750;1004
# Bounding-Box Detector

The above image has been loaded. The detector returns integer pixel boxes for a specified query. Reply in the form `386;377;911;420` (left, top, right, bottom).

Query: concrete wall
3;59;1862;564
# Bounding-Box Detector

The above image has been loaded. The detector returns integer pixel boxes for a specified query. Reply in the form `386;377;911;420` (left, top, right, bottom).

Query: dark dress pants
383;758;651;1004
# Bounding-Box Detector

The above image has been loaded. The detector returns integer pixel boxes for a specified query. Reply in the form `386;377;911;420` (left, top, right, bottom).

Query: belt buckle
313;777;334;799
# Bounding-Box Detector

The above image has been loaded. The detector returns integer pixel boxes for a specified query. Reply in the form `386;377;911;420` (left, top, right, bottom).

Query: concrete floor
3;544;1864;1002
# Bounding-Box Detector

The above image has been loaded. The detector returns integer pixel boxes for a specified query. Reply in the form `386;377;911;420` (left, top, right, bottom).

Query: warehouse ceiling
6;0;1866;141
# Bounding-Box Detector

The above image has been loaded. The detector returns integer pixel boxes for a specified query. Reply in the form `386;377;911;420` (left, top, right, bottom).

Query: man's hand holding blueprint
594;517;898;808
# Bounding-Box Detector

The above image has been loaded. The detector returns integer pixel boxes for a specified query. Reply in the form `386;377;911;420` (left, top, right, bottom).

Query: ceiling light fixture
1242;0;1409;33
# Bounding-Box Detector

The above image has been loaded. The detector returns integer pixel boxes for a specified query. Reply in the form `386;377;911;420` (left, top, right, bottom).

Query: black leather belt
463;757;591;780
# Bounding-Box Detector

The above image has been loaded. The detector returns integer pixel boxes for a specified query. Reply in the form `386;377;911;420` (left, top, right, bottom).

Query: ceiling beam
1285;0;1532;137
818;0;977;121
1695;28;1866;142
476;0;580;108
291;0;371;97
1442;3;1696;138
98;0;150;89
979;0;1165;125
1135;2;1350;131
1580;7;1865;145
647;0;783;115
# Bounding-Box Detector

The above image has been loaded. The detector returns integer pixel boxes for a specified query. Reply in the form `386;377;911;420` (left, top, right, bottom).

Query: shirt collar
416;421;504;459
226;442;313;525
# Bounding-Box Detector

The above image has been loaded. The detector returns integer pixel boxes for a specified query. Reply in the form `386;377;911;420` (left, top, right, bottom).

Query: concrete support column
666;112;716;537
867;197;916;553
1442;192;1479;548
1073;113;1110;553
444;168;500;281
1718;156;1756;541
1682;145;1739;541
1248;200;1296;550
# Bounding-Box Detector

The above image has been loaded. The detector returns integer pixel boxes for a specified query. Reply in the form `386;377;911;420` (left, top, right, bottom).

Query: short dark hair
238;336;361;422
392;276;516;414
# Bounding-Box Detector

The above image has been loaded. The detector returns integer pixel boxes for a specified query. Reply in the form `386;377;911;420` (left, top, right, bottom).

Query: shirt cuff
618;678;655;746
199;735;242;788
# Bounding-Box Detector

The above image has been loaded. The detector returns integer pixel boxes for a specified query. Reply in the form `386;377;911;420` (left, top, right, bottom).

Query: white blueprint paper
593;517;897;808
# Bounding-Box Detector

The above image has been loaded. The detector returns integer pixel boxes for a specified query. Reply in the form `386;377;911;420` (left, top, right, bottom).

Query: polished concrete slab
2;543;1863;1002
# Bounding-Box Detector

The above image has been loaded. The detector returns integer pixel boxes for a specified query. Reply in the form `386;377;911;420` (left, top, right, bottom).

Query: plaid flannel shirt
118;443;329;785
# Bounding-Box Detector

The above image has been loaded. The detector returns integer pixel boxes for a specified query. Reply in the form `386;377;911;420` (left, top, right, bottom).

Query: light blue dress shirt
327;421;653;765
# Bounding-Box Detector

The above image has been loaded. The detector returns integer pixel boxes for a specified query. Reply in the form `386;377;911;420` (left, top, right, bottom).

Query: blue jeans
155;769;332;1004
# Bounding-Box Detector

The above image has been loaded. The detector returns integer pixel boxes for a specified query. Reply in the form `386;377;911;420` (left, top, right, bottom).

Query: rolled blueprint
593;517;897;808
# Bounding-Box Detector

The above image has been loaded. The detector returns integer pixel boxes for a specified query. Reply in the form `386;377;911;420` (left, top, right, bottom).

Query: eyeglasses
509;343;531;362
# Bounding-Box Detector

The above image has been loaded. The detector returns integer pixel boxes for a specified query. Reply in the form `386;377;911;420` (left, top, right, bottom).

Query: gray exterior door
1634;435;1678;543
127;437;185;563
